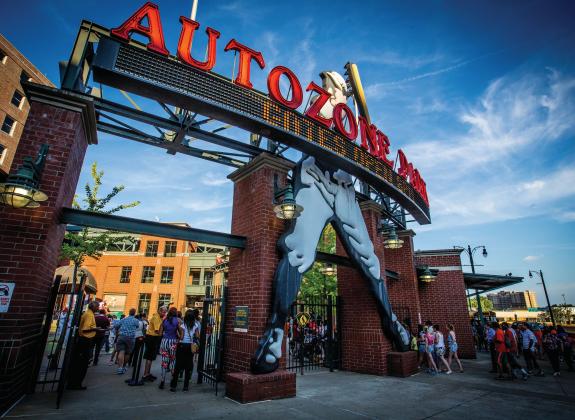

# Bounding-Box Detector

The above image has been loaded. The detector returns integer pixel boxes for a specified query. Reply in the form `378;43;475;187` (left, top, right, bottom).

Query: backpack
544;335;558;351
410;336;418;351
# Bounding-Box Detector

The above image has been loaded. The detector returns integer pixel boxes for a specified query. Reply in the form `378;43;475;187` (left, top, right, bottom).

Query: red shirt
495;329;507;353
505;329;517;352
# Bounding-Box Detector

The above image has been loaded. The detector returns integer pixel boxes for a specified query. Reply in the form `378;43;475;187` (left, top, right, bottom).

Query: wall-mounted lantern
0;144;49;209
418;266;436;283
273;177;303;220
383;227;404;249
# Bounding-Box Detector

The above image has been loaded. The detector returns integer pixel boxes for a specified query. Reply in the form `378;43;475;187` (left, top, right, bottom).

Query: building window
189;268;201;286
160;266;174;284
204;270;214;287
120;266;132;283
1;115;16;136
20;70;31;84
11;91;24;109
0;144;5;165
138;293;151;314
0;50;6;64
141;266;155;283
164;241;177;257
158;293;171;309
145;240;159;257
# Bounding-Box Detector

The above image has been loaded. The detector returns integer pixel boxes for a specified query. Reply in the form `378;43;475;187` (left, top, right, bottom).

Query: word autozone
110;2;428;205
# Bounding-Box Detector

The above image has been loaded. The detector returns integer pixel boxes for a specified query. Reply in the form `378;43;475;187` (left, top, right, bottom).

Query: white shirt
181;323;199;344
134;320;145;338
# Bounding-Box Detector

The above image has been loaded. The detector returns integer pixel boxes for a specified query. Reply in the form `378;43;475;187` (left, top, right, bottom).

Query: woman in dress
158;307;181;389
446;324;464;373
170;309;200;391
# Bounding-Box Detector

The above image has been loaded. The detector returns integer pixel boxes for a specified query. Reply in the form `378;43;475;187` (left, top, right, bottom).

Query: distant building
486;290;538;310
0;33;54;178
80;226;228;315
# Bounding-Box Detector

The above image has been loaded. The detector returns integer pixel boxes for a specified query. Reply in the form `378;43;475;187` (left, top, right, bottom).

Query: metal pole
539;270;556;327
467;245;486;326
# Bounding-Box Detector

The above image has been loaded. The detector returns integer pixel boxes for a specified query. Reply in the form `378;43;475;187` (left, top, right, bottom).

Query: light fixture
419;267;436;283
319;263;336;276
273;182;303;220
0;144;49;209
383;227;404;249
482;248;488;258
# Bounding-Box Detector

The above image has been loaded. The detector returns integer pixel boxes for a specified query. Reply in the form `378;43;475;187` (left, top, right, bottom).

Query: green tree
467;296;494;312
60;162;140;268
298;225;337;301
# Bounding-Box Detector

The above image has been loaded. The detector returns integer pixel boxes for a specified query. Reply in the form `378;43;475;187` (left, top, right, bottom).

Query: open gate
286;296;341;374
196;285;226;395
34;269;89;408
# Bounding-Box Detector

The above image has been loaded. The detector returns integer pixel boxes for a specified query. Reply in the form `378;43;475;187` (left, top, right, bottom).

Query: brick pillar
0;84;96;413
223;153;293;373
383;230;421;335
336;200;392;375
415;250;476;359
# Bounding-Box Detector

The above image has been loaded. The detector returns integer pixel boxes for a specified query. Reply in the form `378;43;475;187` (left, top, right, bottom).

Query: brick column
223;153;293;373
0;84;96;413
336;200;392;375
383;230;421;334
415;250;476;359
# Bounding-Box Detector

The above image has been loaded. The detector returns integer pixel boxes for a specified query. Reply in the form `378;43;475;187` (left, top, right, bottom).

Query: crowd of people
414;322;464;375
66;303;202;392
472;320;574;379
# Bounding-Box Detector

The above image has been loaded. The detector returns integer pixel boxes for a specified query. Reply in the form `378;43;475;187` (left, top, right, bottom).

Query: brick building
81;228;227;315
0;34;53;178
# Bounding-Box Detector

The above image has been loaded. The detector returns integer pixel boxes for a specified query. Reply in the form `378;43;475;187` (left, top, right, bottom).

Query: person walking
493;322;509;380
446;324;464;373
417;325;427;369
520;323;543;376
486;323;497;373
424;324;438;374
158;307;181;389
67;301;102;390
170;309;200;392
142;306;166;382
93;308;111;366
543;329;563;376
434;325;452;374
502;322;528;380
115;308;140;375
557;326;574;371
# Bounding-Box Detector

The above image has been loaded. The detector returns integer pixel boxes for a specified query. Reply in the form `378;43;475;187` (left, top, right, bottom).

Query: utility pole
530;270;555;328
458;245;488;326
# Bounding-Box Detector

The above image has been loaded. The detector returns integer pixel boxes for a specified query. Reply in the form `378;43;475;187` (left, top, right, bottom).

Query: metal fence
286;296;341;374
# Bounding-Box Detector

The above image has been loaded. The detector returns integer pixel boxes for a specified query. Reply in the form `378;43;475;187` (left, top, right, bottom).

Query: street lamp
319;263;336;298
418;266;436;283
273;181;303;220
0;144;49;209
383;227;404;249
456;244;488;326
529;270;555;328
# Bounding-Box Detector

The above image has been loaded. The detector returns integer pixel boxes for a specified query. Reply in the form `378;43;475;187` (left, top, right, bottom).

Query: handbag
187;324;199;353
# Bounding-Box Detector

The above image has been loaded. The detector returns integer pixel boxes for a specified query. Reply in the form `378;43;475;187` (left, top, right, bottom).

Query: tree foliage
467;296;494;312
60;162;140;266
298;224;337;300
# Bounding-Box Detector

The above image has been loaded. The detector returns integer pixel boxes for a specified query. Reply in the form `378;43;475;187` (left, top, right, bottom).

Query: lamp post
529;270;555;328
457;245;488;326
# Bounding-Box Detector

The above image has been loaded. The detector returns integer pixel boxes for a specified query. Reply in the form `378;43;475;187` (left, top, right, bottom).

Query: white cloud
201;171;230;187
407;68;575;230
523;255;542;262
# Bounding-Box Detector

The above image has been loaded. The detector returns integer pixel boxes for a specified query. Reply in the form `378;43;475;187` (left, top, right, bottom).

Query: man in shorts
142;306;166;381
115;308;140;374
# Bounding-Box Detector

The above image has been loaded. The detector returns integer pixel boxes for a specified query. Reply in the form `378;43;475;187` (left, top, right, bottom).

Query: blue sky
2;0;574;304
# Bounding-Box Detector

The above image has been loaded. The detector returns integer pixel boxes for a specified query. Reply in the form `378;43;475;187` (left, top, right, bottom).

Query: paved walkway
6;352;574;419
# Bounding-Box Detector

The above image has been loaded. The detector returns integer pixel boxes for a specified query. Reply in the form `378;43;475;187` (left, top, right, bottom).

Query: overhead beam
60;208;246;249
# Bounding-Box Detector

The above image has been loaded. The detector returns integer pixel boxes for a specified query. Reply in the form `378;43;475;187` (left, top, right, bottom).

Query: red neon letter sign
267;66;303;109
376;131;394;167
224;39;265;89
304;82;332;128
359;117;378;156
333;103;358;140
177;17;220;72
110;2;169;56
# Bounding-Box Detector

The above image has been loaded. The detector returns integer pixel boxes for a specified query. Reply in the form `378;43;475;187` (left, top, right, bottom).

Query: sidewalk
6;352;574;419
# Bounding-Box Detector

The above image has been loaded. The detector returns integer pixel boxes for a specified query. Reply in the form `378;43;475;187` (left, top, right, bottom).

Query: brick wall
415;251;476;359
0;86;94;414
223;154;292;373
336;201;392;375
383;230;421;335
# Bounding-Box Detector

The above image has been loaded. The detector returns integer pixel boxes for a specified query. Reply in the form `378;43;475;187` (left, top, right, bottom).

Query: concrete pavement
5;352;574;419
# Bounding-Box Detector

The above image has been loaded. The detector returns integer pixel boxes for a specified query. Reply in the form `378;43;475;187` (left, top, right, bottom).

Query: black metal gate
286;296;341;374
197;285;226;395
34;268;88;408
